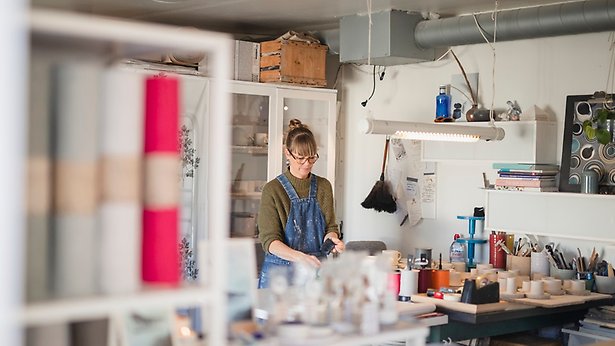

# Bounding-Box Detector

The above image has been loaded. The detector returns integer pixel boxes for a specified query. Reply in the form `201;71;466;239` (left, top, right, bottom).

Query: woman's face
285;148;318;179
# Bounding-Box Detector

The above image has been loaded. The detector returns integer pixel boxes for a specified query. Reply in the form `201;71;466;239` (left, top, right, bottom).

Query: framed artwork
560;94;615;193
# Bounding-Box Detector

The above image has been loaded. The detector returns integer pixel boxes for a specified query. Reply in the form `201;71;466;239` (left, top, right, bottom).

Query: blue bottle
435;85;451;120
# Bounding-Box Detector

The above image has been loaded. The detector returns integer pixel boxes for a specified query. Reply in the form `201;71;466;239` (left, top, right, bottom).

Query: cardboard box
233;40;260;82
260;40;327;87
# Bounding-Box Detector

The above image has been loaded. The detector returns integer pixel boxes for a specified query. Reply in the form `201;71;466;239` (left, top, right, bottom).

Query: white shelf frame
422;120;557;163
21;286;212;326
19;8;233;346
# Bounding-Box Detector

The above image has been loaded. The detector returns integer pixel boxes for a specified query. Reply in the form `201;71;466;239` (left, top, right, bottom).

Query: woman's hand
324;233;345;254
294;251;321;268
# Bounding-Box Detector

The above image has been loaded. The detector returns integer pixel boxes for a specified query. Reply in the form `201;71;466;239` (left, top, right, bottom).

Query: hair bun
288;118;305;131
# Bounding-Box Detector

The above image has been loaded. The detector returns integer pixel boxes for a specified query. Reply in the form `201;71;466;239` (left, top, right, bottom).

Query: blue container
436;85;451;119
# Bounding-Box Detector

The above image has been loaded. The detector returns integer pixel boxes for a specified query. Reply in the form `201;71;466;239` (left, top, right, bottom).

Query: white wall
338;31;613;262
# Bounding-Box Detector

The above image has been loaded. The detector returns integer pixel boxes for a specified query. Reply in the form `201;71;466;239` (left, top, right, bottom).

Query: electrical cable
605;32;615;109
378;66;386;80
332;63;344;89
449;85;474;104
472;0;499;125
361;65;377;107
367;0;372;66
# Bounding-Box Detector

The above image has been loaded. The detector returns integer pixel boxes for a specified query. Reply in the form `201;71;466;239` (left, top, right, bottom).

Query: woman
257;119;344;288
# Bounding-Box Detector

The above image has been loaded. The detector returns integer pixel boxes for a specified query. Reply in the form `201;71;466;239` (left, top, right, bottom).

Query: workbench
427;295;614;343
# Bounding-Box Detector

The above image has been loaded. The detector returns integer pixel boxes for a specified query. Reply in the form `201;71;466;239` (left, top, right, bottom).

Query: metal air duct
415;0;615;49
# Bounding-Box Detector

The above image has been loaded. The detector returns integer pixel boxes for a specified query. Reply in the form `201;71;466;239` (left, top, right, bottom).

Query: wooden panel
411;294;509;314
260;40;281;54
280;41;326;80
259;40;327;87
259;69;281;82
260;55;281;68
512;292;611;308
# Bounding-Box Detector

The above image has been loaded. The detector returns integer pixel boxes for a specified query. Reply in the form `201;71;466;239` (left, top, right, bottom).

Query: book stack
493;163;559;192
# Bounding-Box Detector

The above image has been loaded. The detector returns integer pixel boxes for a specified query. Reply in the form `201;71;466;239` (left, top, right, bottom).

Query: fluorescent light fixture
359;118;505;142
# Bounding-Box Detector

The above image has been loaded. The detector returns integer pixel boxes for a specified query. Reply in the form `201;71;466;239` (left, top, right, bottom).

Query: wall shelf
485;189;615;242
422;121;557;163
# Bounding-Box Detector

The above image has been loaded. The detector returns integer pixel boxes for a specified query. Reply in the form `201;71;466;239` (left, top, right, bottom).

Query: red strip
142;208;179;284
144;76;180;153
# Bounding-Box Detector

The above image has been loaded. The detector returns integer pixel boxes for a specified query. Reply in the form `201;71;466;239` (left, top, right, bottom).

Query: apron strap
276;174;299;201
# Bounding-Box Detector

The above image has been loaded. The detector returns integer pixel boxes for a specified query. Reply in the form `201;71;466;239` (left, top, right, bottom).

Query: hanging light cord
605;32;615;109
361;65;377;107
472;0;499;126
367;0;372;66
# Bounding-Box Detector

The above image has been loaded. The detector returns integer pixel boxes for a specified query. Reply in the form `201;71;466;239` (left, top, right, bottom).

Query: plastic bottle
435;85;451;120
449;233;467;263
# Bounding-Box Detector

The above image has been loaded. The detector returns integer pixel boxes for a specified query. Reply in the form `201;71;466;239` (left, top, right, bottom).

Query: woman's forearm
268;240;321;268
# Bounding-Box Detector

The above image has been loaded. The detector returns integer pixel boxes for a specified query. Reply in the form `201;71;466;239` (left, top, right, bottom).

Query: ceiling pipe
415;0;615;49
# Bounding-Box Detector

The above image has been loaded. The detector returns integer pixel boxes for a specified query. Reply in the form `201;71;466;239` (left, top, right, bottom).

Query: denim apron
258;173;326;288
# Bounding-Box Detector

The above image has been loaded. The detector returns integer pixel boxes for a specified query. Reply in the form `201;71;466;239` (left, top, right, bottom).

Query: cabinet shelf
21;286;212;326
231;192;262;199
485;189;615;242
231;145;268;155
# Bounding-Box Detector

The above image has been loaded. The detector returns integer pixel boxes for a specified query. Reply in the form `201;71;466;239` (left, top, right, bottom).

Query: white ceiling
33;0;572;37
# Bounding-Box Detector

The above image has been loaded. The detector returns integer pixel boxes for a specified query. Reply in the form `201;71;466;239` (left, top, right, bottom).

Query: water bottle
435;85;451;120
449;233;466;263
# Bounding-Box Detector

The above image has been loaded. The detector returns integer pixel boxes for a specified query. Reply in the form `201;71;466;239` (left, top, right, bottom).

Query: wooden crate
260;40;327;87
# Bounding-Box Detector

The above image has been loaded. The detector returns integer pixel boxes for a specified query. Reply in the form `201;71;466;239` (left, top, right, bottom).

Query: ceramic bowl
595;275;615;294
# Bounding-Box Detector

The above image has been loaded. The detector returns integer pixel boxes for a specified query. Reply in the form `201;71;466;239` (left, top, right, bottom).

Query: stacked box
260;40;327;87
233;40;260;82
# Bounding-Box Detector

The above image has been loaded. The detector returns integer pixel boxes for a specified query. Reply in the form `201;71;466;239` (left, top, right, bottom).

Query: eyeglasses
288;151;319;164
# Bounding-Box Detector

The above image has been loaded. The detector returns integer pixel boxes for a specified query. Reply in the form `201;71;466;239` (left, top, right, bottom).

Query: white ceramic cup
506;277;517;294
382;250;402;270
254;132;268;146
570;279;585;291
451;262;466;273
521;280;531;293
498;278;508;292
543;278;561;292
530;280;544;295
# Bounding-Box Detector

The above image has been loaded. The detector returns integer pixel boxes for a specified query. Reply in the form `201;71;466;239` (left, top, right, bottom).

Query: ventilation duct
336;0;615;65
339;10;435;65
415;0;615;49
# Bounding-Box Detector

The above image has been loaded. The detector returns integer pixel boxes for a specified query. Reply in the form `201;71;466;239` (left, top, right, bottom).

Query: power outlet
450;73;478;118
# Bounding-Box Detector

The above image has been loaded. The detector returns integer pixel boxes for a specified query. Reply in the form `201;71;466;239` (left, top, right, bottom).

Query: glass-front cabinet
228;81;337;272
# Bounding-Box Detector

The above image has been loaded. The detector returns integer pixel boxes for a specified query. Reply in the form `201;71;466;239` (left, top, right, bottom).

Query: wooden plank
259;69;281;82
512;292;612;308
260;55;281;68
411;294;509;314
260;40;281;54
280;41;326;81
280;75;326;87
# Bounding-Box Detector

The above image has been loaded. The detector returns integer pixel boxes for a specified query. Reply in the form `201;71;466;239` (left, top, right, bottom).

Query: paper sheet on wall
388;138;423;227
421;162;436;219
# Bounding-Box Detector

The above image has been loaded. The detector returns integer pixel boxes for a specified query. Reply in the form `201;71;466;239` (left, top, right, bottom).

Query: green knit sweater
257;170;339;254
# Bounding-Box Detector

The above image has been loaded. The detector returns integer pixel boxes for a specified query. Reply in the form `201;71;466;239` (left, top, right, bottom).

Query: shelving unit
485;189;615;242
6;8;233;346
422;120;557;162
